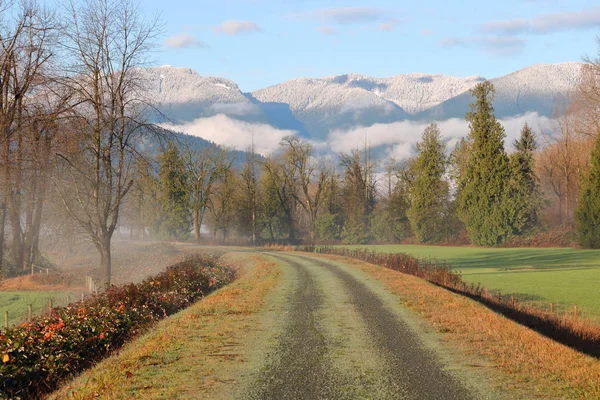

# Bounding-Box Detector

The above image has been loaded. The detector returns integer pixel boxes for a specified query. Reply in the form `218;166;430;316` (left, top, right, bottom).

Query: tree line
133;73;598;250
1;0;599;287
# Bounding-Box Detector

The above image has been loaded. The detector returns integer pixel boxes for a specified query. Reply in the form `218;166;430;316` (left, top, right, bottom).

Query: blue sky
145;0;600;92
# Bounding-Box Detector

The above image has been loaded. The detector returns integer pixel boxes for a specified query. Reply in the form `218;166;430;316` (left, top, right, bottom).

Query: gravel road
245;253;477;400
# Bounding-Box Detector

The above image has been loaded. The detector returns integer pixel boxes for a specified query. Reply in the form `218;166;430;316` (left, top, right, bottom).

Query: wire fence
1;276;99;330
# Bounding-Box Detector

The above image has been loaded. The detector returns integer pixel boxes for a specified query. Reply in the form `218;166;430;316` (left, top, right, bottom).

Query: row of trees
131;72;599;249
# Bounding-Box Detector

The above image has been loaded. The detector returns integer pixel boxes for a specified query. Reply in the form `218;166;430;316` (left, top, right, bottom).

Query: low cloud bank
161;114;296;156
162;112;554;160
327;112;553;160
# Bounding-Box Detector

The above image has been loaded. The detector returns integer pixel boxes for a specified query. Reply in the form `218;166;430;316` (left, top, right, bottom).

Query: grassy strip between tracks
317;253;600;399
50;254;280;400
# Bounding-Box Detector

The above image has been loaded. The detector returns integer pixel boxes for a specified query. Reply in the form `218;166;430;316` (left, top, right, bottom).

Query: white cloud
533;7;600;33
293;7;388;24
317;26;337;35
160;114;296;156
440;36;526;56
480;6;600;35
213;20;261;35
326;112;553;160
480;19;530;35
164;34;207;49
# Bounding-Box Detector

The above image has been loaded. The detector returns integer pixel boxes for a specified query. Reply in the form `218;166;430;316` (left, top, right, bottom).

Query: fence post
28;304;32;322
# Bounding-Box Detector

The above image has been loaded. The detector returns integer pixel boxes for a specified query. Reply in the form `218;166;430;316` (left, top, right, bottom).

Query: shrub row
297;245;600;359
0;255;234;399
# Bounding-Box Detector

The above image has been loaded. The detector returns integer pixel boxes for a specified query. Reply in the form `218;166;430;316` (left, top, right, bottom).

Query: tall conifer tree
457;81;513;245
407;123;449;243
509;123;541;234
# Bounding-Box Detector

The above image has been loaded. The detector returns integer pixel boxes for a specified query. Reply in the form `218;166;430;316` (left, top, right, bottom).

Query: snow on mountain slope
137;66;262;123
421;62;582;120
251;72;485;116
251;75;411;139
136;63;583;149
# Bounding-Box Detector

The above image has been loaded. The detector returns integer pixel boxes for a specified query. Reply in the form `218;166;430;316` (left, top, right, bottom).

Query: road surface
242;252;479;400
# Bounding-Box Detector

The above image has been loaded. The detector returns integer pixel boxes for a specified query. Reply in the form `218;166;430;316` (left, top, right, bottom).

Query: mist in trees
2;0;600;286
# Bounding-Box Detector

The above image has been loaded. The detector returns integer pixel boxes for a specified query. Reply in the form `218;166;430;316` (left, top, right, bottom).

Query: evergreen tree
407;123;449;243
575;135;600;248
509;123;542;234
457;81;513;246
155;143;191;240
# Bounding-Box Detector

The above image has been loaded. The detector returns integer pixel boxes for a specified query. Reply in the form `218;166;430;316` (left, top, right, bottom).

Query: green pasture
0;291;79;327
343;245;600;322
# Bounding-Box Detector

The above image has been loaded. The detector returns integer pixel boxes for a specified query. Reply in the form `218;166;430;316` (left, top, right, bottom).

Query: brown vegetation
301;246;600;360
50;254;280;399
325;253;600;398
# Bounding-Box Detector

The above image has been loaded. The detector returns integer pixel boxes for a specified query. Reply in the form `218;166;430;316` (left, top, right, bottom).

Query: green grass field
0;291;79;327
343;245;600;322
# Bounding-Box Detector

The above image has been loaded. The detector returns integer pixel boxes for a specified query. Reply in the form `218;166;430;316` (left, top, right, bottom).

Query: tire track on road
289;253;475;400
247;255;338;400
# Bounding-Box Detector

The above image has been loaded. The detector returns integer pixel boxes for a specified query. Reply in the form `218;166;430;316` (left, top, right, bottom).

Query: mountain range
140;62;582;153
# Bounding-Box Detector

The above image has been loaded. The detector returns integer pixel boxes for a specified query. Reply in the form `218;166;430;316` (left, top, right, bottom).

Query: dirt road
243;252;481;400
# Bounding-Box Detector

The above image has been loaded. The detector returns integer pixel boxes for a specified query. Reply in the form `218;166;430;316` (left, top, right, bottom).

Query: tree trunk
0;202;6;273
99;236;112;286
193;209;200;241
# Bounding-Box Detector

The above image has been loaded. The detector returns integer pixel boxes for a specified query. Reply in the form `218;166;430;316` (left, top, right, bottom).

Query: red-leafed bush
0;255;233;399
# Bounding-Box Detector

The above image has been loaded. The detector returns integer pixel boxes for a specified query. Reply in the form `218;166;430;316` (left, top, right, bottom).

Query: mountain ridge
140;62;583;143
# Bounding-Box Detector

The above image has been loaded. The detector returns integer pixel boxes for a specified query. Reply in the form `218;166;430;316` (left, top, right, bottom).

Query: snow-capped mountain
138;66;263;124
420;62;582;120
140;62;583;147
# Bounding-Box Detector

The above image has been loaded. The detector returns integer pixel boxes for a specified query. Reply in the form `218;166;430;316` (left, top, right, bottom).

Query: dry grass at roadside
50;255;280;400
321;254;600;399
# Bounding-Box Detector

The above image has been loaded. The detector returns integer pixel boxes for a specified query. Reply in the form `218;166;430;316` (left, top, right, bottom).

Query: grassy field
343;245;600;322
0;291;79;327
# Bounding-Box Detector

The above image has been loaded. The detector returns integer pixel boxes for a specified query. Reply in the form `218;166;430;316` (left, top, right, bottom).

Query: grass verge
50;253;280;400
343;244;600;321
321;253;600;399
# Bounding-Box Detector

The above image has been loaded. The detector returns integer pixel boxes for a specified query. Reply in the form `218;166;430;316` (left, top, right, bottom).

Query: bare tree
207;169;238;240
56;0;159;284
280;136;328;240
571;37;600;139
537;100;593;226
185;145;233;241
0;1;60;274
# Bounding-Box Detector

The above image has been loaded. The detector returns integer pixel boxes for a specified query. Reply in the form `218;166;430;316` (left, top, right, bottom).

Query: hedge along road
241;252;488;400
